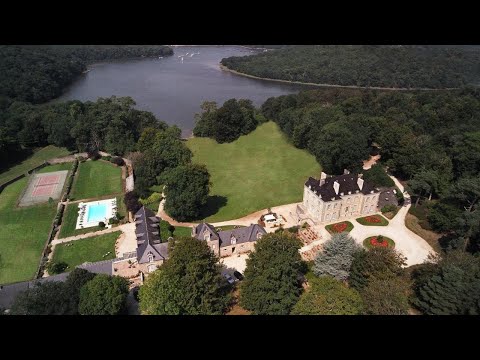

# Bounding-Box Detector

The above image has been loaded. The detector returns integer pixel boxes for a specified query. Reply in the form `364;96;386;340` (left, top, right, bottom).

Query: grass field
0;145;69;185
37;163;72;173
52;231;121;271
356;214;389;226
58;195;124;239
0;166;66;284
70;160;122;200
187;122;321;222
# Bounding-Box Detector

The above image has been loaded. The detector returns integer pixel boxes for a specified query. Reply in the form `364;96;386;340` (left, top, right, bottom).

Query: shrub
109;217;119;225
381;204;397;213
110;156;125;166
98;221;106;228
46;261;68;275
168;225;175;236
287;226;299;233
77;156;86;163
102;156;112;161
139;192;162;206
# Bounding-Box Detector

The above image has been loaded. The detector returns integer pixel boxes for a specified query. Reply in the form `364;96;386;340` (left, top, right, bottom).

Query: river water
56;45;309;137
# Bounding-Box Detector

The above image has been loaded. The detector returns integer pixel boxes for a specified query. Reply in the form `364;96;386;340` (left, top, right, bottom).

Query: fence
0;161;50;195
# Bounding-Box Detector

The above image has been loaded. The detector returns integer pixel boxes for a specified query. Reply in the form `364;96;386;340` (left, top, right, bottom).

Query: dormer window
231;235;237;245
203;229;211;241
148;252;154;263
256;232;263;240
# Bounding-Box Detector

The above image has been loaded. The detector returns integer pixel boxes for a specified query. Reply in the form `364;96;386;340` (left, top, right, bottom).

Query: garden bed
363;236;395;249
356;214;389;226
325;221;354;234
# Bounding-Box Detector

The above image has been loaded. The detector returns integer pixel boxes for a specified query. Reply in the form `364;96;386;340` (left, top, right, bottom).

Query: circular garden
363;235;395;249
356;214;389;226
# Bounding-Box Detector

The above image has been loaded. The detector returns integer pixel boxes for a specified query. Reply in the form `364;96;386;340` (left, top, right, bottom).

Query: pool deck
75;198;117;229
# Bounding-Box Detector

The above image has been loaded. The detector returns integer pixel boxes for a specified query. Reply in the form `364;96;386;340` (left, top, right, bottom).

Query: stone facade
302;171;380;223
192;223;266;258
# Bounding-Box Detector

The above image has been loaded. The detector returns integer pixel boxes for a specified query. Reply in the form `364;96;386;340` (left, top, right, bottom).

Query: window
327;204;331;210
347;198;351;203
231;236;237;245
366;197;370;203
326;213;331;221
148;253;154;263
148;264;157;273
256;232;263;240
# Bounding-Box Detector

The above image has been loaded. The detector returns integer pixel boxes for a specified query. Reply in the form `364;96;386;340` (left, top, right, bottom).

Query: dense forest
221;45;480;89
0;45;173;103
261;87;480;252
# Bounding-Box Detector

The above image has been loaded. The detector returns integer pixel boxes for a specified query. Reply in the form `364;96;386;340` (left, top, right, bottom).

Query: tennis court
18;170;68;207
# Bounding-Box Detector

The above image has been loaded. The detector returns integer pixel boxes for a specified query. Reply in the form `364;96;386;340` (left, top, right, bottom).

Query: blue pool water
87;203;108;223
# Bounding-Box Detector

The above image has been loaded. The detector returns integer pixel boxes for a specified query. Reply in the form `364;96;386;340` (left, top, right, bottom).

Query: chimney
320;171;327;186
357;177;364;191
333;180;340;195
343;169;350;175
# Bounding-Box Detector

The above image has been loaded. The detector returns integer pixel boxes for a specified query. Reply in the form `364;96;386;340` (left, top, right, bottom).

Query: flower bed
325;221;354;234
356;214;389;226
363;236;395;249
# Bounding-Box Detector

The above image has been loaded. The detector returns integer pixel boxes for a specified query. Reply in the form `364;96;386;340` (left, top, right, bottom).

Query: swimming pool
87;203;108;223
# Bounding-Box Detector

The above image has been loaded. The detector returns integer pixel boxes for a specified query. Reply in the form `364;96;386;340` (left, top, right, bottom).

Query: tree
308;120;370;174
160;164;210;222
313;233;361;281
412;251;480;315
78;274;129;315
240;232;304;315
291;276;364;315
124;190;142;213
9;282;72;315
193;98;258;143
46;261;68;275
139;237;231;315
349;247;406;291
63;268;96;313
361;277;411;315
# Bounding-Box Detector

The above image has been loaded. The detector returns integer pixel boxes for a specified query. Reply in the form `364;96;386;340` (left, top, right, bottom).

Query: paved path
115;222;137;257
51;223;130;246
158;199;301;232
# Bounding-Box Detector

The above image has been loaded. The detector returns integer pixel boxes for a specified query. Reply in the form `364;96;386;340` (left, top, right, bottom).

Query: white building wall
303;185;381;223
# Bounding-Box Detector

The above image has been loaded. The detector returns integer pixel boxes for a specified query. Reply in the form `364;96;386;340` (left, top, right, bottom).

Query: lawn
160;220;192;240
58;195;125;239
356;214;389;226
0;177;57;284
70;160;122;200
187;122;321;222
325;221;354;234
0;145;69;185
52;231;121;271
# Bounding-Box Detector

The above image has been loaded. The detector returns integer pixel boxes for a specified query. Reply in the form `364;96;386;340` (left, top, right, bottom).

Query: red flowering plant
365;216;381;223
332;222;348;233
370;236;388;247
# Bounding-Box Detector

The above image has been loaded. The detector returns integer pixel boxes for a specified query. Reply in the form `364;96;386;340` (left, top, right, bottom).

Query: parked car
233;271;244;281
223;273;235;285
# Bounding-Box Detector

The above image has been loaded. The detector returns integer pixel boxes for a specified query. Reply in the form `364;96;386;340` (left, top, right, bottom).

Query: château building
301;171;380;223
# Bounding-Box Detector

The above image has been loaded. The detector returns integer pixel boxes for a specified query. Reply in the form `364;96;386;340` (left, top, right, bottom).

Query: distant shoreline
219;64;459;91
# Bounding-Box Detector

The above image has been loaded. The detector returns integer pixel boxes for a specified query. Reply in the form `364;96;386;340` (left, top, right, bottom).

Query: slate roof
218;224;267;247
193;222;219;241
193;223;266;247
134;206;167;264
305;173;378;202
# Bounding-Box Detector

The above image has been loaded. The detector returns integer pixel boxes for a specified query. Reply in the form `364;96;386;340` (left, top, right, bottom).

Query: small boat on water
158;56;163;59
190;53;194;57
186;52;189;56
